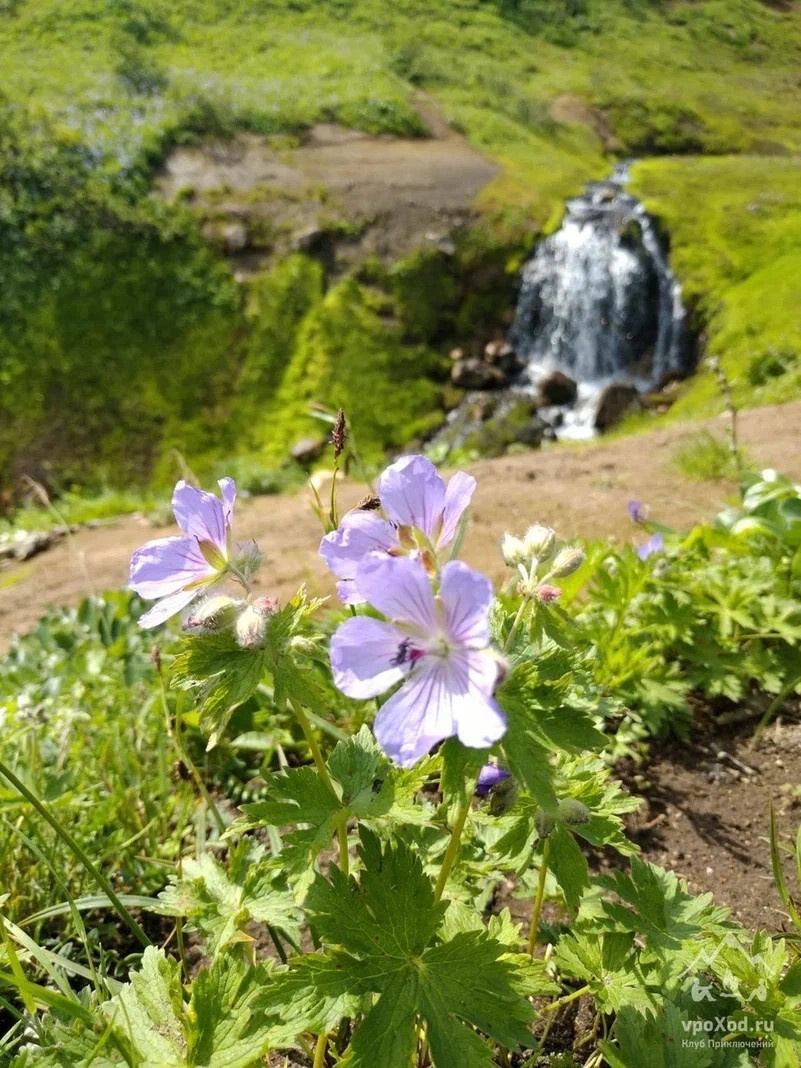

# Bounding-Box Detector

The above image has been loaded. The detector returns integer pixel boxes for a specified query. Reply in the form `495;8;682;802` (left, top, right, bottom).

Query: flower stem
526;838;550;956
434;781;475;902
288;698;349;876
540;984;591;1014
158;672;226;836
313;1032;327;1068
504;595;532;652
0;758;150;949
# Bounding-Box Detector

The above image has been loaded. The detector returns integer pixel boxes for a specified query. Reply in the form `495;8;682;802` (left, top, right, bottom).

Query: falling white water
509;162;689;439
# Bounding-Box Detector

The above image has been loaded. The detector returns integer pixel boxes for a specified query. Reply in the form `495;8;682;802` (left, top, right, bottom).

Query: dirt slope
2;402;801;651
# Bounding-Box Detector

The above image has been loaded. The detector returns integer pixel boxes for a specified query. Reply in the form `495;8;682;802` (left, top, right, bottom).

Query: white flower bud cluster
182;593;278;650
501;523;585;602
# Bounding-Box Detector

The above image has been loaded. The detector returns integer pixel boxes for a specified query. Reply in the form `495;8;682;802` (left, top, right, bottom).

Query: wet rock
290;437;327;464
594;383;642;432
451;358;508;391
538;370;578;407
484;340;522;376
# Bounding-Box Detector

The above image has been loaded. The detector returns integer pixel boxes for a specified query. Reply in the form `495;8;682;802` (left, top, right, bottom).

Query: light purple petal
439;561;494;646
330;616;409;699
319;512;399;582
219;478;237;529
636;533;664;561
129;536;215;599
377;455;446;538
373;662;458;767
440;647;504;748
171;481;229;553
437;470;476;548
137;587;200;629
354;554;437;632
455;690;506;749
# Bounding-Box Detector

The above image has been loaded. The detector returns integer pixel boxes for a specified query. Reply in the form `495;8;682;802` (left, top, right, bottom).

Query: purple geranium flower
628;500;647;524
129;479;237;628
636;532;664;561
319;454;476;604
475;764;512;797
330;554;505;767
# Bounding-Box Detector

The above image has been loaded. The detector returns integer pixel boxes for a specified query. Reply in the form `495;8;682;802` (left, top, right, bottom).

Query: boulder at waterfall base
451;357;508;391
594;384;642;432
539;371;578;407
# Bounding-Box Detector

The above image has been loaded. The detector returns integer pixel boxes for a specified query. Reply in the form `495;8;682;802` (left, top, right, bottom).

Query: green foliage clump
631;155;801;419
260;277;447;462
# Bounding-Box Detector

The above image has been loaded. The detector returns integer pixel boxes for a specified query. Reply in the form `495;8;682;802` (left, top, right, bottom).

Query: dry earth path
2;402;801;651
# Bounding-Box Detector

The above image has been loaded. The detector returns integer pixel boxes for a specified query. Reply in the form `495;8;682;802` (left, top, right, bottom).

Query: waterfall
430;165;692;458
508;162;689;438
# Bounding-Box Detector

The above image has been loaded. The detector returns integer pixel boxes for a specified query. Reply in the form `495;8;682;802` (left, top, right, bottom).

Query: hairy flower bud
557;799;591;826
523;524;556;561
536;583;562;604
501;533;528;567
182;594;242;635
550;545;585;578
234;596;278;649
234;539;263;582
535;808;555;839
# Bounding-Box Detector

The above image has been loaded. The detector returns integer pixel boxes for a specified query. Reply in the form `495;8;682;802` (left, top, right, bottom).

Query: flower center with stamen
391;638;426;667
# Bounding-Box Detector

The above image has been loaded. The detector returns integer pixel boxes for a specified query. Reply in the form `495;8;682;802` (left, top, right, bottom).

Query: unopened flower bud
535;808;555;839
550;545;585;578
234;596;278;649
502;533;528;567
536;583;562;604
523;524;556;561
475;764;512;797
557;799;591;826
183;595;241;635
234;540;263;582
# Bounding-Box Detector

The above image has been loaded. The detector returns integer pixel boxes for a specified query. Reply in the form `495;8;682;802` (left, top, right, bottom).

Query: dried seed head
331;408;347;460
357;493;381;511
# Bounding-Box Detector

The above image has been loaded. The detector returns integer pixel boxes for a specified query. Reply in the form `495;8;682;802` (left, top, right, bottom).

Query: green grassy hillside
1;0;800;504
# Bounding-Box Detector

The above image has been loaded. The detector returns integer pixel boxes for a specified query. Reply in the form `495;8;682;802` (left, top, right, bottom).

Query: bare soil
157;94;500;270
3;402;801;931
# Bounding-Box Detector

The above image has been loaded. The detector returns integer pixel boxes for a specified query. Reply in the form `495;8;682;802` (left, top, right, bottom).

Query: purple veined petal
218;478;237;530
354;554;438;632
319;511;399;582
454;691;506;749
438;647;505;748
377;454;446;538
475;764;512;796
336;579;365;606
439;560;494;646
129;536;216;599
137;587;201;629
437;470;476;548
171;481;230;554
373;661;458;767
627;499;646;524
329;616;410;699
